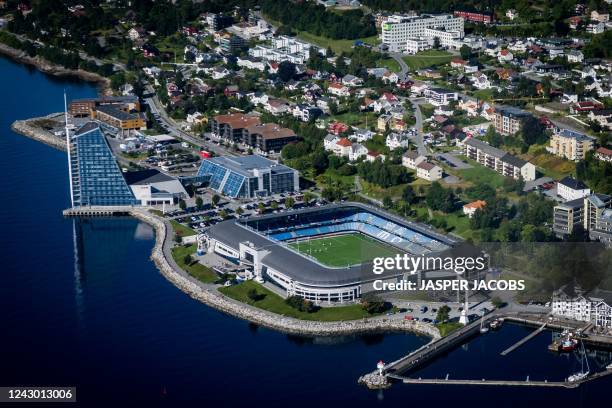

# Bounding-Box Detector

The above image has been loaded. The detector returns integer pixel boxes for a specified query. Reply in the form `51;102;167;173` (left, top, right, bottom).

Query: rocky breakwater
10;113;66;151
130;209;442;339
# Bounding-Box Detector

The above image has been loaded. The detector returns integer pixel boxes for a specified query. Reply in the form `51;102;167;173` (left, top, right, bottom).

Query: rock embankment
10;113;66;151
0;42;110;92
131;209;442;339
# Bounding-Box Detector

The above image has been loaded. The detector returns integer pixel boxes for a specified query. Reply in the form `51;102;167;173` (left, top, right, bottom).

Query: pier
62;206;136;217
359;312;612;390
500;320;547;356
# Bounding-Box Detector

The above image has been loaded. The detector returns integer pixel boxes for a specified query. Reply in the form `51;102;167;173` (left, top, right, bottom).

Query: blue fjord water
0;55;610;407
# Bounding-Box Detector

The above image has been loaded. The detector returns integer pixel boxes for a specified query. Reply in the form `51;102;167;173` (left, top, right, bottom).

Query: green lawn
436;321;463;337
289;233;399;267
457;162;507;189
403;50;453;70
295;31;380;54
171;244;217;283
219;281;381;321
170;220;196;237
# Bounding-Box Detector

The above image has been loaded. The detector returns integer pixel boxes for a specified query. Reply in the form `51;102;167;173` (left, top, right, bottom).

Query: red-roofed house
463;200;487;218
595;147;612;163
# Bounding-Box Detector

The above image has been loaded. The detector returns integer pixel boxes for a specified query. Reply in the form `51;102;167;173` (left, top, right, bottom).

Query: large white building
552;285;612;329
248;35;323;65
381;14;464;53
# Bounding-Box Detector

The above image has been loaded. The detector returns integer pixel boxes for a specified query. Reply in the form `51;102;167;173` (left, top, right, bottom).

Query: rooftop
203;155;296;177
213;113;261;129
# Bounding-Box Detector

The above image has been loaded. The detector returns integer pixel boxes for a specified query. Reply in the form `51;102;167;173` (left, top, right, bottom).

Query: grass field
403;50;453;70
170;220;196;237
219;281;380;321
289;233;398;267
171;244;217;283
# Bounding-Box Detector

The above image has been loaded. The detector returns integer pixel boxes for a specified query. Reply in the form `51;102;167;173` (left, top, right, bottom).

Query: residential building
69;96;140;118
590;209;612;248
210;113;261;141
548;129;595;161
493;105;530;136
463;200;486;218
381;14;464;53
406;37;431;54
464;137;536;181
557;176;591;201
453;10;493;24
386;132;409;149
566;50;584;63
552;285;612;329
402;150;426;170
292;104;323;122
595;147;612;163
196;155;299;198
424;88;459;106
416;161;442;181
553;193;612;237
327;82;350;97
219;34;245;54
584;193;612;231
244;123;298;154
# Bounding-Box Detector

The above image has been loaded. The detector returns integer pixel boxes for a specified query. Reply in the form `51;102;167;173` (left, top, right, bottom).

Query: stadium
201;202;480;303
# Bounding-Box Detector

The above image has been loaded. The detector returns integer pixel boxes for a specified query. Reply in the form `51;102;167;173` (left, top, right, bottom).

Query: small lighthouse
377;360;385;376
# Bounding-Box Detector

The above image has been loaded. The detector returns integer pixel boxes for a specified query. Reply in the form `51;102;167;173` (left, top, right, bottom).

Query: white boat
606;363;612;370
567;341;590;383
479;313;489;334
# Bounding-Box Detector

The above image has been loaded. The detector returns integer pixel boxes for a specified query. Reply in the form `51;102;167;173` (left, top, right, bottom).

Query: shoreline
0;42;110;95
130;208;441;339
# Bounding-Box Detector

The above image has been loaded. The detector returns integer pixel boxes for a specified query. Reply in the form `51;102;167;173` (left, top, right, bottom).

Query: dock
500;320;547;356
62;206;136;217
359;312;612;390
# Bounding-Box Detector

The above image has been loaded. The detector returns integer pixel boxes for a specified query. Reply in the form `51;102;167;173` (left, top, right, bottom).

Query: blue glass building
197;155;299;198
69;123;139;206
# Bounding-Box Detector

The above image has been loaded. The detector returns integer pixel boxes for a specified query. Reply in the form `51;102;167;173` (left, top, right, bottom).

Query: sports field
288;233;399;267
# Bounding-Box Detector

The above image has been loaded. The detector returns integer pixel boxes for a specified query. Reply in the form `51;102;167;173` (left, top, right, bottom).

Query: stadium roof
206;202;463;287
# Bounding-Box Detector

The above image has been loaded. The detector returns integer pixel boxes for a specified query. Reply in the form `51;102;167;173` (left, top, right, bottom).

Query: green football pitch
288;233;399;267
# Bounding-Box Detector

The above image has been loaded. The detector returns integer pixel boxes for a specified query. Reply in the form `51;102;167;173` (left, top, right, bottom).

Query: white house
497;49;514;63
463;200;487;218
506;9;518;20
566;50;584;63
386;132;409;150
351;128;375;142
557;176;591;202
402;150;426;170
416;161;442;181
424;88;459;106
342;74;364;87
327;82;350;97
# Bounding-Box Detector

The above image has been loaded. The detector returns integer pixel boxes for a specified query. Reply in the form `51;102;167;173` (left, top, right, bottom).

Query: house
463;200;487;218
327;82;350;97
366;151;385;162
224;85;239;97
328;121;349;135
332;137;353;157
497;49;513;63
587;22;605;34
506;9;518;20
591;10;610;23
382;71;399;84
211;66;230;79
416;161;442;181
571;101;604;114
292;104;323;122
386;132;409;150
557;176;591;202
247;92;269;106
470;72;491;90
342;74;364;87
566;50;584;63
424;88;459;106
451;58;468;69
264;99;290;116
324;134;339;150
351;128;375;142
595;147;612;163
588;109;612;130
401;150;426;170
552;285;612;329
350;143;369;161
128;26;146;41
377;114;391;131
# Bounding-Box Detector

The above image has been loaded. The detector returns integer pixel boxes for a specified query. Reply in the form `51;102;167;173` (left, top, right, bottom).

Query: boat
606;363;612;370
489;319;502;330
479;313;488;334
559;337;579;352
566;341;590;383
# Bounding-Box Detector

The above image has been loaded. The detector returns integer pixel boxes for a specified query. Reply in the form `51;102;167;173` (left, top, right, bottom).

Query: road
143;85;233;157
409;97;428;156
390;53;409;81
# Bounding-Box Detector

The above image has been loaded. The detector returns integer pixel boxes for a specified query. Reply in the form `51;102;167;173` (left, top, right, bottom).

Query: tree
178;199;186;210
277;61;296;82
174;235;182;244
433;37;441;49
303;191;314;204
270;201;279;210
183;254;192;265
521;116;546;146
236;207;244;217
402;185;416;204
460;44;472;60
383;196;393;209
491;297;506;308
426;182;455;213
219;209;228;219
285;197;295;209
360;294;390;314
247;288;263;301
195;196;203;209
258;202;266;214
436;305;450;322
211;194;221;207
285;295;317;313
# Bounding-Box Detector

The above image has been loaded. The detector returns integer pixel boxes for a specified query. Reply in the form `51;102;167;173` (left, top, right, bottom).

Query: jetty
62;206;135;217
500;320;547;356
